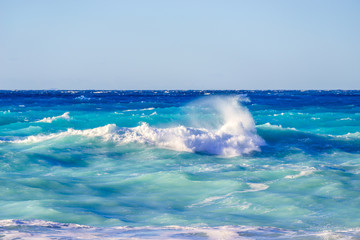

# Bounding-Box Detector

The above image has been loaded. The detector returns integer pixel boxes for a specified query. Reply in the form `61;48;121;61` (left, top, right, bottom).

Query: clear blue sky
1;0;359;90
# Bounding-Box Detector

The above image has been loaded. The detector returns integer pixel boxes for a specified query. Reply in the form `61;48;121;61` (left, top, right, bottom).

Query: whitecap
123;107;155;112
331;132;360;139
12;124;117;144
259;123;297;131
36;112;70;123
75;95;91;101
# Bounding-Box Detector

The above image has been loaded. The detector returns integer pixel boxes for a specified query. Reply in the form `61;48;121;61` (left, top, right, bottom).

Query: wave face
0;90;360;239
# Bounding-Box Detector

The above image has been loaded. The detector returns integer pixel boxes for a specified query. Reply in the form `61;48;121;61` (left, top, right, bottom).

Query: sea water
0;90;359;239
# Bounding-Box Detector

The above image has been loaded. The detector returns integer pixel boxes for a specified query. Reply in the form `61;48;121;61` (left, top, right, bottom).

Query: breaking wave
10;96;265;157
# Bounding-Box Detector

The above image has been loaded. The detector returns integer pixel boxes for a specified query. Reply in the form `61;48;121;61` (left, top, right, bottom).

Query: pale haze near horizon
0;0;359;90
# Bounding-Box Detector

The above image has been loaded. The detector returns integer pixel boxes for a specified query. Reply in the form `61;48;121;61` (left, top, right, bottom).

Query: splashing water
120;96;264;156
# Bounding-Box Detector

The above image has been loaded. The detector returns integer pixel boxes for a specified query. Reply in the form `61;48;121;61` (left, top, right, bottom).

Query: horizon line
1;88;360;91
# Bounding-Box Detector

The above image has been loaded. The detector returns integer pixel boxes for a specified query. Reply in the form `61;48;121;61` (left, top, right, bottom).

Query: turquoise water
0;90;359;239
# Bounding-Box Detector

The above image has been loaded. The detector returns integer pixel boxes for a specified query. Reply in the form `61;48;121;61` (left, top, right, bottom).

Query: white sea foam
36;112;70;123
246;183;269;192
119;122;263;156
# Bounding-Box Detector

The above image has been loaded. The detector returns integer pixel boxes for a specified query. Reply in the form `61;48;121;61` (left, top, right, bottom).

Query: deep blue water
0;90;359;239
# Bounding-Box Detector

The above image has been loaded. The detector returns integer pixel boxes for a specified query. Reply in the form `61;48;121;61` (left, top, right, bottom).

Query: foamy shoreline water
1;220;360;240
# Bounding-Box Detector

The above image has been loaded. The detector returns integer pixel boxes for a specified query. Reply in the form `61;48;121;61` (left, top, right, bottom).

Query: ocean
0;90;359;239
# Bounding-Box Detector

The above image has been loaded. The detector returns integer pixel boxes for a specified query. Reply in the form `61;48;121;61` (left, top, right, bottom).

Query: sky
0;0;359;90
